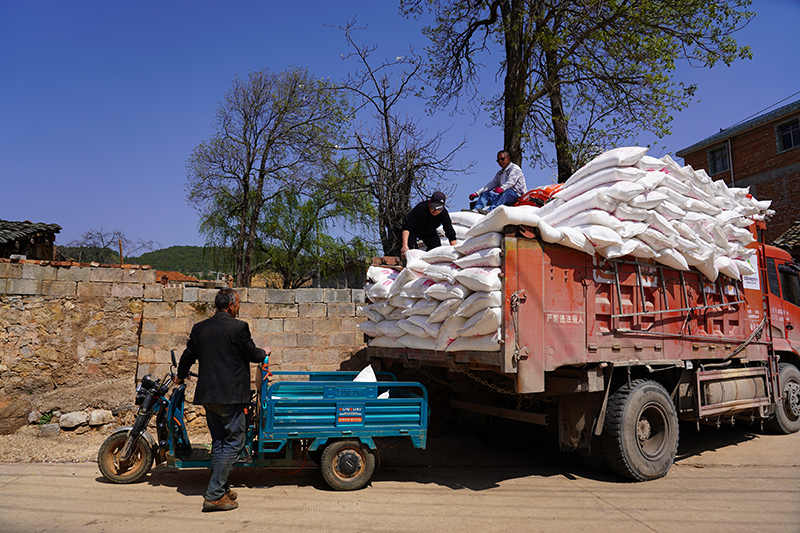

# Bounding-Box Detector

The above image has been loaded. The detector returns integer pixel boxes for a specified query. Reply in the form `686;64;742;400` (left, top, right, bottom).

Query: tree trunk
545;49;572;183
502;0;526;166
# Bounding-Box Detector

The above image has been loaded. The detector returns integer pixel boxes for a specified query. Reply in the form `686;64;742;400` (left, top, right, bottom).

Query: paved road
2;424;799;533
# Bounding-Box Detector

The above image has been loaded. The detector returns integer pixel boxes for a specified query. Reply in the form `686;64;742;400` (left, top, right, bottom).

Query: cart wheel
97;431;153;484
320;440;375;491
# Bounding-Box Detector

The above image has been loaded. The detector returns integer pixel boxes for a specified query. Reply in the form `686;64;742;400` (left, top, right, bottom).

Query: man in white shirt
469;150;527;213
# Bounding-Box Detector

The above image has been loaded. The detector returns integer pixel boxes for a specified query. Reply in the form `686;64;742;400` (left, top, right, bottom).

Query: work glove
493;187;503;194
469;193;478;201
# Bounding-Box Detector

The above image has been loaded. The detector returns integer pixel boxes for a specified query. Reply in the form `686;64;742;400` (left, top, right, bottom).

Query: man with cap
469;150;527;213
400;191;457;258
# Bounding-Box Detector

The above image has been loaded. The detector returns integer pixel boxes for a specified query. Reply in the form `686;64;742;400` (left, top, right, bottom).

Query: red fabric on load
514;183;563;206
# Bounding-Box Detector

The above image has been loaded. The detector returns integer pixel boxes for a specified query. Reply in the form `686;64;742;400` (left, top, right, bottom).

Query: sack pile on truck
359;146;775;352
360;234;505;352
467;146;773;282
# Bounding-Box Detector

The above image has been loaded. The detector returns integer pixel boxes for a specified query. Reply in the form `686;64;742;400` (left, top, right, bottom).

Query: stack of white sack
359;234;504;352
466;146;772;282
437;210;483;246
360;146;773;352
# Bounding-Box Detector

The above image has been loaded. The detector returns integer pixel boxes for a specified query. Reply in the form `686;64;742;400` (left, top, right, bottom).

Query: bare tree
61;228;159;264
337;21;472;256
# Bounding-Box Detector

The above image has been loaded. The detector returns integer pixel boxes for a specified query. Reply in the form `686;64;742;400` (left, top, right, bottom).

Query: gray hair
215;288;237;310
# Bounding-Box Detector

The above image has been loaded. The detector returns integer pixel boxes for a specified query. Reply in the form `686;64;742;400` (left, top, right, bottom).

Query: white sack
357;320;383;337
541;191;618;227
428;298;462;322
401;298;440;316
458;307;502;337
435;315;468;351
555;166;645;201
369;336;404;348
450;211;485;227
388;294;417;309
454;247;502;268
445;331;501;352
425;281;473;301
423;263;461;283
357;304;385;323
376;320;405;339
557;209;625;231
397;334;437;350
466;205;541;237
387;267;420;298
407;315;442;338
397;318;432;338
655;248;690;271
399;276;437;298
564;146;649;187
579;224;623;248
455;267;502;292
454;290;503;318
367;266;398;284
405;256;430;274
455;232;504;255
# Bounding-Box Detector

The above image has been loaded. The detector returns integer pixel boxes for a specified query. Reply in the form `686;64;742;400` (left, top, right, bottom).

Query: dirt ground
0;424;210;463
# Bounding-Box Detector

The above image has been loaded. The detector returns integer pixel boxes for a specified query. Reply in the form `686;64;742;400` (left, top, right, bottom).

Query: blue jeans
474;189;520;212
203;403;246;501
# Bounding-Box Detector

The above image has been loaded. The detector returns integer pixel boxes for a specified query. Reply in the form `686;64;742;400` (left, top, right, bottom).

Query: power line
726;91;800;130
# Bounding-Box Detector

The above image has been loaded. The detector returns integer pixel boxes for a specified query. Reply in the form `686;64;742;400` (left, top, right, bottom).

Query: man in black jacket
400;191;458;258
175;287;269;512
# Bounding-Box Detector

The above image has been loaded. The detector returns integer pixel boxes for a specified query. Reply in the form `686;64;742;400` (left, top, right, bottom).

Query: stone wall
0;259;367;434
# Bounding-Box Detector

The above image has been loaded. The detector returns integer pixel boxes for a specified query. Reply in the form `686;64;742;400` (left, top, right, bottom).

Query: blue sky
2;1;798;250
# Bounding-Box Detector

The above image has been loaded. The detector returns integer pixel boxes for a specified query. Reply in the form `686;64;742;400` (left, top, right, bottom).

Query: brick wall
680;116;800;243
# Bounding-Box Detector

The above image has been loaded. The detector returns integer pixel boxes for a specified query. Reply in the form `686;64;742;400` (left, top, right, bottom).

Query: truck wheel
602;379;679;481
766;363;800;435
97;431;154;484
320;440;375;491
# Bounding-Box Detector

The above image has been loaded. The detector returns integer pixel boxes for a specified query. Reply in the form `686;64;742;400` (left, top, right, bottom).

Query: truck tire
766;363;800;435
601;379;679;481
320;440;376;491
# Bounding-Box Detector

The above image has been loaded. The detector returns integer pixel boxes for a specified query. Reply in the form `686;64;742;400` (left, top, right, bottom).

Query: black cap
430;191;446;210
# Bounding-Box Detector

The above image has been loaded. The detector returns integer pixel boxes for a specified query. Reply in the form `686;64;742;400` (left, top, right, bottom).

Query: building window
708;145;729;175
778;118;800;152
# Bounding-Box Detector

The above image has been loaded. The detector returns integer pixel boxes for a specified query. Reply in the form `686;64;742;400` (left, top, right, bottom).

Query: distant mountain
127;246;223;277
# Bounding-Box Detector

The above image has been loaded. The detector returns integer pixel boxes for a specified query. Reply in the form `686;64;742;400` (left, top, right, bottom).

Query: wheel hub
637;417;652;443
336;451;362;477
786;381;800;418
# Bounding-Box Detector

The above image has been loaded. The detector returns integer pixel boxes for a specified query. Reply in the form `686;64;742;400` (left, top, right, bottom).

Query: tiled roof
0;219;61;245
676;98;800;157
156;271;200;283
773;218;800;250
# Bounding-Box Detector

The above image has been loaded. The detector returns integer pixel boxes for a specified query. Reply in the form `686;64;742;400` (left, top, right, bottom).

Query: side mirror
171;350;177;366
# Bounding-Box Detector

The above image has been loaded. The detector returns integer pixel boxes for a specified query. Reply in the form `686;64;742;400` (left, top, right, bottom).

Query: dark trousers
203;403;246;501
408;231;442;251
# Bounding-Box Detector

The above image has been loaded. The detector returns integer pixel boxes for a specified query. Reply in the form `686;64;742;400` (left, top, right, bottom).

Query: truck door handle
787;323;794;331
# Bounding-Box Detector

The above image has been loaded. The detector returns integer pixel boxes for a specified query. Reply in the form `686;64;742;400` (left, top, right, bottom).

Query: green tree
258;160;376;288
186;67;351;286
402;0;753;181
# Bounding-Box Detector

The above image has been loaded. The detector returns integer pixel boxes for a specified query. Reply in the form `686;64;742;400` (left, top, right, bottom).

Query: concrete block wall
135;287;367;380
0;259;368;433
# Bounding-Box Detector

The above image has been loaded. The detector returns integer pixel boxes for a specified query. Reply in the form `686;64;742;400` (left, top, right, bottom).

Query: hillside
127;246;221;277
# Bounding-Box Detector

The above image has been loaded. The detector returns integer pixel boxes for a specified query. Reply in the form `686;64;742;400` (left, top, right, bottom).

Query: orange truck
368;221;800;481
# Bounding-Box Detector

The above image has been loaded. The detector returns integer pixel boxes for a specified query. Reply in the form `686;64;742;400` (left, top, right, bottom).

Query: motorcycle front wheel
98;431;154;484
